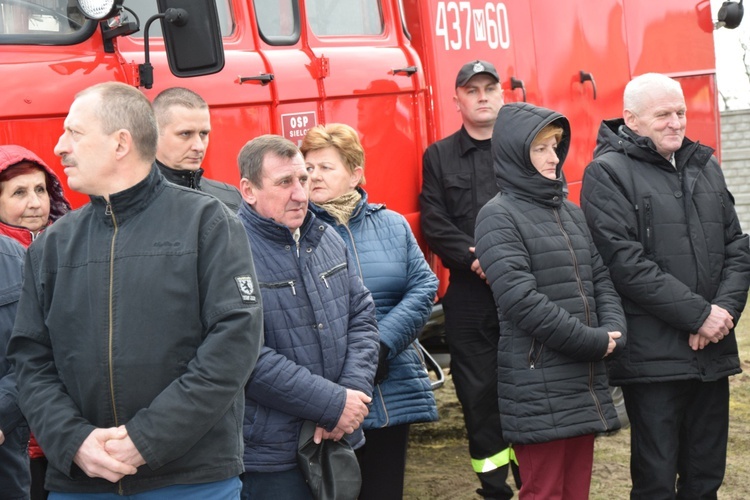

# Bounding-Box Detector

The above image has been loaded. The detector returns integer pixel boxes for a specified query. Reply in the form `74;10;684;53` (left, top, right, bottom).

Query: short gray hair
238;135;300;187
77;82;158;163
623;73;684;115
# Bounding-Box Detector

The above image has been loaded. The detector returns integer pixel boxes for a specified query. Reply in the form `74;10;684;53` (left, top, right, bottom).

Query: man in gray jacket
9;82;263;498
581;73;750;499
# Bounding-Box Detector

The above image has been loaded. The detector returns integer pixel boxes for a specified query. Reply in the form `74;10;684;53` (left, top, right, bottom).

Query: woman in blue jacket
302;123;439;500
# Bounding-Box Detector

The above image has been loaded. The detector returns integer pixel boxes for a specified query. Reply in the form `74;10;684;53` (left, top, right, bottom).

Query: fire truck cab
0;0;739;354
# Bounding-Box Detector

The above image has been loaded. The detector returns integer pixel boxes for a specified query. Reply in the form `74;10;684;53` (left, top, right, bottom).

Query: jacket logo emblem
235;276;257;304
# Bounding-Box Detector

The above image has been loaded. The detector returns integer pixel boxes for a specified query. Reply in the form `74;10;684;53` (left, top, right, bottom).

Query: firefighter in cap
420;60;520;498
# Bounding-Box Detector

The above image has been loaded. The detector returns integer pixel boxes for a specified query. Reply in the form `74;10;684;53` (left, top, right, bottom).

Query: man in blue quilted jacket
236;135;379;499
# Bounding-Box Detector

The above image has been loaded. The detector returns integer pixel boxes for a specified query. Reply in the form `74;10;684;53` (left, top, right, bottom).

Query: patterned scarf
314;190;362;225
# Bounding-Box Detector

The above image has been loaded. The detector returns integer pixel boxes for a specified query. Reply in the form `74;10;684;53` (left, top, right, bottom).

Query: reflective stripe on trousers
471;446;518;473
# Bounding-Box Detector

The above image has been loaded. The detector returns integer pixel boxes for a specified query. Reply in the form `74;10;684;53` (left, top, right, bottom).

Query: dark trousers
443;275;519;499
622;378;730;500
514;434;595;500
30;456;49;500
355;424;410;500
241;468;313;500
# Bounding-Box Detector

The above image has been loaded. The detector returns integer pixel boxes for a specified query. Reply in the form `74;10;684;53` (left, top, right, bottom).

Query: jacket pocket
319;262;347;288
260;279;298;296
443;173;473;220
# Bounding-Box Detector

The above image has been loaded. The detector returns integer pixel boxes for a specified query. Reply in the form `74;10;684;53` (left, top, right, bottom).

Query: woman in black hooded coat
474;103;626;499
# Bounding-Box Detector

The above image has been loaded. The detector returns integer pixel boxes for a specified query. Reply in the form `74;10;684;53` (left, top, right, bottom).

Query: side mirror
156;0;225;77
717;0;744;29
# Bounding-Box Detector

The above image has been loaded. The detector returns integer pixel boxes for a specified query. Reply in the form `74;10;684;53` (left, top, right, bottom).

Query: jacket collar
156;159;204;190
89;165;166;225
594;119;712;171
0;220;35;248
239;201;325;247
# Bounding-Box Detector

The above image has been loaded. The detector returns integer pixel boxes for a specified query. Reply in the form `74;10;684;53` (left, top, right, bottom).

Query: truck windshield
0;0;87;37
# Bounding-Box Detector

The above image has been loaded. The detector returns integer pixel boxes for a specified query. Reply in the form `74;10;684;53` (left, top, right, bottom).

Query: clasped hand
73;425;145;483
313;389;371;444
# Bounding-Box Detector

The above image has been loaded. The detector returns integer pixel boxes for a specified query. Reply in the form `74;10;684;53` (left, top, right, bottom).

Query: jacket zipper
643;197;653;254
341;224;364;278
105;202;123;495
589;363;608;429
553;209;591;325
319;262;347;289
260;280;297;296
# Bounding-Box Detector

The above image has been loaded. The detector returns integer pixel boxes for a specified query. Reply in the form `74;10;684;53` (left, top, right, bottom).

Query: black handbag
297;420;362;500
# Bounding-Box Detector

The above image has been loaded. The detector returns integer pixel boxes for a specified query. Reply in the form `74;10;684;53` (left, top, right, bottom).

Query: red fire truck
0;0;743;356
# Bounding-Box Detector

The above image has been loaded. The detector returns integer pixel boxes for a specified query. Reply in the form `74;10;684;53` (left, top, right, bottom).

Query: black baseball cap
455;60;500;88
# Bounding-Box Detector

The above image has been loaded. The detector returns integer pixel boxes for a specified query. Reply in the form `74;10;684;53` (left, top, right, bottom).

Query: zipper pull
289;281;296;296
322;275;329;289
105;203;112;216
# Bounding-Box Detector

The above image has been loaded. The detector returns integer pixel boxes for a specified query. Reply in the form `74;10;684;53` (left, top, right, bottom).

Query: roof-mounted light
77;0;124;21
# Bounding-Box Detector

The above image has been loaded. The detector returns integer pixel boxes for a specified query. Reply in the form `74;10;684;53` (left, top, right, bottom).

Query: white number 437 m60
435;1;510;52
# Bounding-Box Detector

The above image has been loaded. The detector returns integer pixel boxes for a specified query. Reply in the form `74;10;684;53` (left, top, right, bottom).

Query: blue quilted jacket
311;189;438;428
239;203;379;472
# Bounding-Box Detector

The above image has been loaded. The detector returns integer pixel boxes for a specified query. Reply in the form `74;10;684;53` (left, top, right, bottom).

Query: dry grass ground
404;322;750;499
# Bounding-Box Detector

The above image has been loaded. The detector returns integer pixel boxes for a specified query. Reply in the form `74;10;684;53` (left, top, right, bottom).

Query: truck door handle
239;73;275;85
579;70;597;100
393;66;418;76
510;77;526;102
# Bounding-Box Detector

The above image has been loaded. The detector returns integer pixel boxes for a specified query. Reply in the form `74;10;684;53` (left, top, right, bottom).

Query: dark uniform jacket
9;166;264;494
475;103;626;444
156;160;242;212
581;119;750;385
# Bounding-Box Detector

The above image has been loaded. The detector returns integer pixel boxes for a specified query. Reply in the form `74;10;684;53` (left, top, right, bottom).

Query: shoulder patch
234;275;258;304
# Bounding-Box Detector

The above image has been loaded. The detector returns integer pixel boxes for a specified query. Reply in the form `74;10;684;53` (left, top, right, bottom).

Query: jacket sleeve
475;202;611;361
9;249;96;476
0;293;22;436
710;178;750;322
419;146;475;270
376;218;438;356
0;242;25;436
581;161;713;332
244;346;350;430
125;211;264;470
586;219;628;352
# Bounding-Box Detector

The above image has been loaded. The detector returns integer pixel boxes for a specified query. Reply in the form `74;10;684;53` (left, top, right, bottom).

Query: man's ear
623;110;638;132
114;129;132;160
240;178;257;205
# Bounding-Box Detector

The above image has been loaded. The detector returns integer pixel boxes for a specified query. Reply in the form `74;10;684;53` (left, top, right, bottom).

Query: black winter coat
580;119;750;385
475;103;626;445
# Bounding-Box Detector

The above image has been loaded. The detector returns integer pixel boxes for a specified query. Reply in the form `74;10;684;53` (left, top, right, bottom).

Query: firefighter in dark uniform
419;60;520;499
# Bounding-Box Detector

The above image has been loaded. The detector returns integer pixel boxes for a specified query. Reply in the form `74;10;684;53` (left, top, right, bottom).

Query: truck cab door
301;0;425;216
529;0;631;203
117;0;273;186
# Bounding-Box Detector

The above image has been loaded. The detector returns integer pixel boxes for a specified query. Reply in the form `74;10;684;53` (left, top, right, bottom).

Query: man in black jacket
419;60;519;499
9;82;263;498
153;87;242;212
581;72;750;499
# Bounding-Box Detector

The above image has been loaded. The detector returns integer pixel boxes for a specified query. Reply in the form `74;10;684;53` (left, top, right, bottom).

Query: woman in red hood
0;145;70;500
0;145;71;247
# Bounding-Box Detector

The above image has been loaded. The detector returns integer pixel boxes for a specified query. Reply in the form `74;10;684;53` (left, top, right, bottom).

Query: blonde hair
300;123;366;185
532;124;563;147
